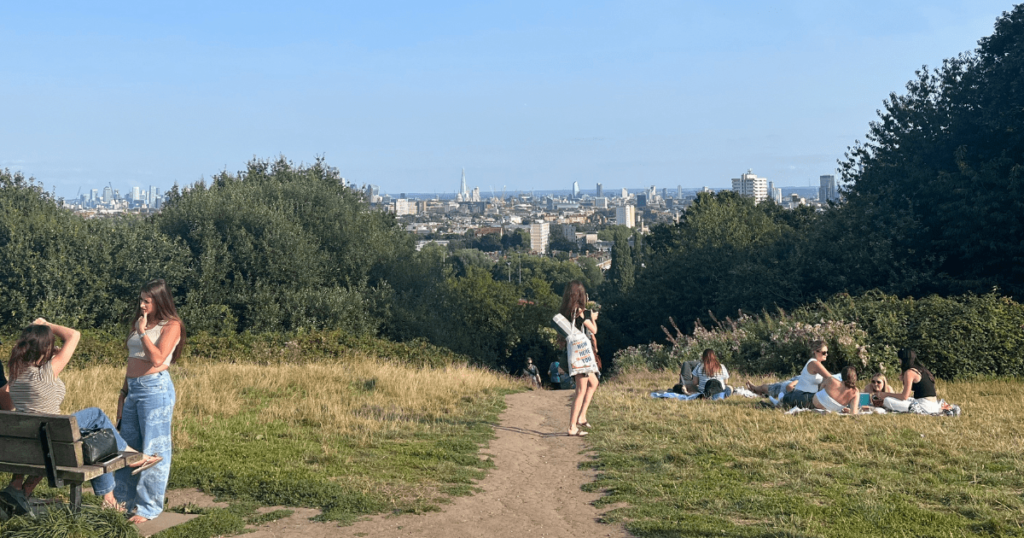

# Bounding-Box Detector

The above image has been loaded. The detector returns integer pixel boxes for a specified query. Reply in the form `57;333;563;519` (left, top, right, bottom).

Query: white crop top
127;320;179;367
794;358;824;393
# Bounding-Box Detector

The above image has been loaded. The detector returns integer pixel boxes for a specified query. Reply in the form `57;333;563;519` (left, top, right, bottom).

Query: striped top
693;363;730;393
9;361;66;414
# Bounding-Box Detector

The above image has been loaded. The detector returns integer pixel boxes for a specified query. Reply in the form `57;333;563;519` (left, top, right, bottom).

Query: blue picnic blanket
650;391;702;400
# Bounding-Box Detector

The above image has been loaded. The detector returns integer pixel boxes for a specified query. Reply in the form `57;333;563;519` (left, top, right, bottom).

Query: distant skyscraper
661;188;668;200
572;181;580;200
621;188;628;198
636;194;648;208
150;186;160;208
471;187;480;202
102;186;113;203
460;169;468;200
616;205;636;228
676;185;682;198
731;170;768;204
131;186;141;202
90;189;98;203
530;221;550;254
596;183;603;198
819;175;837;203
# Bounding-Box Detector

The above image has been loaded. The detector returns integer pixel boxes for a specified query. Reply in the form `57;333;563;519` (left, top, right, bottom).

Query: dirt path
170;388;631;537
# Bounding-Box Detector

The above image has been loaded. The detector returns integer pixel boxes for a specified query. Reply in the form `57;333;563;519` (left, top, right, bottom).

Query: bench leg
69;484;82;513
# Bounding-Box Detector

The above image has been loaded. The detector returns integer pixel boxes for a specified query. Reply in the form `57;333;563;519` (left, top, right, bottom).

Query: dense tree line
0;160;599;372
601;5;1024;357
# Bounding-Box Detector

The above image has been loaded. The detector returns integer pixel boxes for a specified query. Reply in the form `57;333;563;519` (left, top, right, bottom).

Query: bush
613;291;1024;380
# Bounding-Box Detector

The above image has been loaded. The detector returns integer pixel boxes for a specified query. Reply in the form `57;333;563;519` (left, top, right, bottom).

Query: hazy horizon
2;1;1013;199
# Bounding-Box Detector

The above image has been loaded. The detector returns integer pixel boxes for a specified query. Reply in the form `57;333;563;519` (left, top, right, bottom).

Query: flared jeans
114;370;175;519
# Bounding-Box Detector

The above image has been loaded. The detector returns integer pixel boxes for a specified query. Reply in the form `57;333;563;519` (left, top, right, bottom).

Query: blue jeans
72;407;128;496
114;371;175;519
709;386;734;401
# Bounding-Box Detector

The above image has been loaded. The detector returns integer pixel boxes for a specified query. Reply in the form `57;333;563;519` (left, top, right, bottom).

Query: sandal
130;455;163;476
577;421;592;429
567;429;588;437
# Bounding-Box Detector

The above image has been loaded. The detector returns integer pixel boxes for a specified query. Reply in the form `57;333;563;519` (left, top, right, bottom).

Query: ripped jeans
114;370;175;520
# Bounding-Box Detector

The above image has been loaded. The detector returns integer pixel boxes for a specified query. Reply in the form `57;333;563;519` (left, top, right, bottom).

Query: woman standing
115;279;185;524
781;340;832;409
2;320;158;515
557;281;599;437
877;349;941;414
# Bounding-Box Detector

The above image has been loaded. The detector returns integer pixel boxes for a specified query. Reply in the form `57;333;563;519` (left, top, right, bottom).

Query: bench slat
0;462;100;483
0;437;83;467
0;410;80;442
0;452;144;483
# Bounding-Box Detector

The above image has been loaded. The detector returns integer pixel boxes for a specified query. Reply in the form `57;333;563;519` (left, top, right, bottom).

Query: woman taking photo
877;349;941;414
2;319;159;515
781;340;833;409
557;281;599;437
115;279;185;524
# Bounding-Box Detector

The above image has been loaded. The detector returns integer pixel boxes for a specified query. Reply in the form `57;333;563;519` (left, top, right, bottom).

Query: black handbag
80;428;119;465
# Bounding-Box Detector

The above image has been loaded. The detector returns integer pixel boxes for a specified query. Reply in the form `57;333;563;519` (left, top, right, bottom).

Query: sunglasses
819;351;829;355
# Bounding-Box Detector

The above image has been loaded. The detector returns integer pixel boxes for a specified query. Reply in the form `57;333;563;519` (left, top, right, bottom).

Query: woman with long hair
808;365;860;413
557;281;599;436
692;349;732;400
781;340;833;409
1;320;158;515
114;279;185;524
864;373;894;407
876;349;941;414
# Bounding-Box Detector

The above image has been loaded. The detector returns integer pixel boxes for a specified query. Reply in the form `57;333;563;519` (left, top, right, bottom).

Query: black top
0;362;6;387
910;369;936;399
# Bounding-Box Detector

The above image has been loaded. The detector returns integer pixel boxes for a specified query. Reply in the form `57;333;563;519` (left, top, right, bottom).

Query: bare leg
568;375;591;435
577;374;599;425
746;382;769;396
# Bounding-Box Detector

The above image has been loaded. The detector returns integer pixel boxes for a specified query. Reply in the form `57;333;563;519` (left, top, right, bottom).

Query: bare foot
128;514;149;525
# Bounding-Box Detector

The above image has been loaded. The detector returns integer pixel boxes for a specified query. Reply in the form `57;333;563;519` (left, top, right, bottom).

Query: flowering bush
611;291;1024;379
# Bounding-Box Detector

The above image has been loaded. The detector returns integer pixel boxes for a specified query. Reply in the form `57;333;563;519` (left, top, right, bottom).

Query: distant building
676;185;682;198
102;186;113;203
593;197;608;209
636;194;648;208
394;198;413;216
768;181;782;204
621;188;628;198
530;221;550;254
819;175;837;204
572;181;580;200
616;205;636;228
732;170;768;204
596;183;603;198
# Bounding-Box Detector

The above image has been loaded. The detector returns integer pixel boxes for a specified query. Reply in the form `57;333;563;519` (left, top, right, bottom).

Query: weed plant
585;369;1024;537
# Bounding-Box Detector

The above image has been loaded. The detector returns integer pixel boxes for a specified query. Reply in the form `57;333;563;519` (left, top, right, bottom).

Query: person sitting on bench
3;319;160;514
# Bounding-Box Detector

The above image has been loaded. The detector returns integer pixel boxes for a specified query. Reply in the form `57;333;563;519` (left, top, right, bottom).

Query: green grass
584;370;1024;537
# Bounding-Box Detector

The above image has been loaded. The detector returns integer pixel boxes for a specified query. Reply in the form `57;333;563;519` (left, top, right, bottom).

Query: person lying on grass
791;365;860;413
746;376;798;405
863;372;894;407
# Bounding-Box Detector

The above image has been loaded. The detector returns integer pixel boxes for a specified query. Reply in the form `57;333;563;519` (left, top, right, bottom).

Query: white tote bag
552;313;596;374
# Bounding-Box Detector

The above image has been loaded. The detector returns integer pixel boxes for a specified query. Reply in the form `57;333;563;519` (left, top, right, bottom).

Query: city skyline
2;1;1011;199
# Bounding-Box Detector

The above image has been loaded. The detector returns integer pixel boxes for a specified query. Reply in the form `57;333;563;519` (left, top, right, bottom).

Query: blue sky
0;1;1014;198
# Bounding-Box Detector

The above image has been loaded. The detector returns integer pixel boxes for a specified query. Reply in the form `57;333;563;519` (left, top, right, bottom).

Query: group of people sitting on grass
674;340;947;415
0;279;183;524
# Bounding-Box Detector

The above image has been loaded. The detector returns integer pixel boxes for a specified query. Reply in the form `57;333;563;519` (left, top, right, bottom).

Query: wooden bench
0;410;143;513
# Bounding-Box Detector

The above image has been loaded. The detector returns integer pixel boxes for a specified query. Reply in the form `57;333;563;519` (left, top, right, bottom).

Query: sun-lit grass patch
2;355;522;535
585;370;1024;537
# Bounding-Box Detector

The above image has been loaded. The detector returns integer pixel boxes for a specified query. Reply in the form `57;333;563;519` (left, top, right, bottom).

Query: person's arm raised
34;319;80;377
139;321;181;367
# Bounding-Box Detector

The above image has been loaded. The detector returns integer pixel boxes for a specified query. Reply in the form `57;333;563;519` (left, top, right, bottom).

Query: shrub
613;291;1024;379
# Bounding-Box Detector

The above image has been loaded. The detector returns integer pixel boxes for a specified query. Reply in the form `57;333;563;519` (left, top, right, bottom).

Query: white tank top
127;320;179;367
794;358;824;393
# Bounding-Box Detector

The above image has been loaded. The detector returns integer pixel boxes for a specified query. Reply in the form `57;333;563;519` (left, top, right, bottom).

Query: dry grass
61;356;524;449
